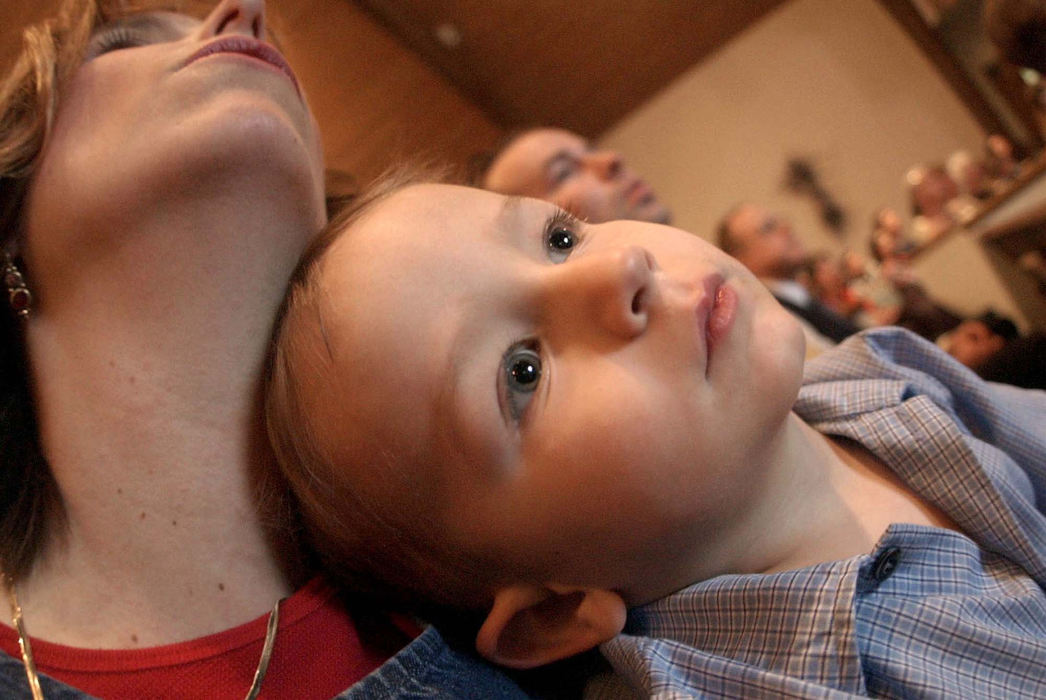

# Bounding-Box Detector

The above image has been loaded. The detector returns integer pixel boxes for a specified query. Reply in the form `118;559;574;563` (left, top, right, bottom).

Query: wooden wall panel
354;0;788;138
270;0;503;188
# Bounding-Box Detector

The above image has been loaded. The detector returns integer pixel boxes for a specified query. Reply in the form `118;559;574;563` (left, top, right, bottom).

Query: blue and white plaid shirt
593;328;1046;699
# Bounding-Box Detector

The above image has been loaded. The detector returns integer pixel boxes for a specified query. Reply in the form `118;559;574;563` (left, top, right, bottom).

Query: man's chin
652;206;673;225
642;203;672;225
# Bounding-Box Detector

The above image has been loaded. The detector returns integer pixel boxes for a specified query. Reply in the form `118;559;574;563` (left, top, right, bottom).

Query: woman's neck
15;198;313;648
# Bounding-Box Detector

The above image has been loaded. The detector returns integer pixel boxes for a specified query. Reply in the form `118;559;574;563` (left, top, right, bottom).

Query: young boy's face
309;184;805;603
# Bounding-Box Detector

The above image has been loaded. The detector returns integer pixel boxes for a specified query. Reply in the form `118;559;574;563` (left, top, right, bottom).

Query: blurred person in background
477;126;672;225
985;0;1046;73
717;204;860;348
945;311;1046;390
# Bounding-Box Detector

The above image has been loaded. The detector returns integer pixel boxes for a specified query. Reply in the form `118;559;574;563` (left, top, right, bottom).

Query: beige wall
599;0;1028;323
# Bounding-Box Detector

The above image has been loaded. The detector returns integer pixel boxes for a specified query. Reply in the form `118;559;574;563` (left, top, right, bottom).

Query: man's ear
475;583;626;669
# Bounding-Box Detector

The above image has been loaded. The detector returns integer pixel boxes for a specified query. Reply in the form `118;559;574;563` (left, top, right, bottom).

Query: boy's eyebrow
498;195;526;222
315;297;336;362
496;195;543;254
434;322;468;449
435;305;508;462
435;321;514;465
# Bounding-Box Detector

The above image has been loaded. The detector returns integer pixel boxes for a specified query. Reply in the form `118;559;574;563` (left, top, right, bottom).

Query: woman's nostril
632;288;645;315
216;10;238;34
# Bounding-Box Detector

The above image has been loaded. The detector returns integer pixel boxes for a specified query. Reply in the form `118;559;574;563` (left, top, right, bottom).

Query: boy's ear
475;583;626;669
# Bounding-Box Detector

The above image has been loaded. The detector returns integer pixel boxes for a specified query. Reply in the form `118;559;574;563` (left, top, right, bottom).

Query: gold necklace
2;572;280;700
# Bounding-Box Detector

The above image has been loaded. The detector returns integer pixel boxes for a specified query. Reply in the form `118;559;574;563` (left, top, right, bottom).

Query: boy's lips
183;37;301;96
696;274;736;377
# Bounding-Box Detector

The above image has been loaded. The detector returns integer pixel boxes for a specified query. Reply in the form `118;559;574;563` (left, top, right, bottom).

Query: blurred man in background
717;203;862;345
478;127;672;225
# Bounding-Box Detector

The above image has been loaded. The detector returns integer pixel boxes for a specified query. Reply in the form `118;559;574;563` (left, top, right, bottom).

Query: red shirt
0;577;410;699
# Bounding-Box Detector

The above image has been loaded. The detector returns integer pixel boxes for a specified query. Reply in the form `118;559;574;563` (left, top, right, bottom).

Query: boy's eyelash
546;208;583;233
543;208;585;259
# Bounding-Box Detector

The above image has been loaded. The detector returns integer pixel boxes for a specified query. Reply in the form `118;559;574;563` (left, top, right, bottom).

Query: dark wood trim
877;0;1042;149
967;150;1046;227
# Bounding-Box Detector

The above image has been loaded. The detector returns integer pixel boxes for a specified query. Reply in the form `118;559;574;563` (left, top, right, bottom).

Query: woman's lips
184;37;301;96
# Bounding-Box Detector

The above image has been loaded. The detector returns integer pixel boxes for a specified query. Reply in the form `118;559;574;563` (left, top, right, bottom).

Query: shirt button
872;547;901;582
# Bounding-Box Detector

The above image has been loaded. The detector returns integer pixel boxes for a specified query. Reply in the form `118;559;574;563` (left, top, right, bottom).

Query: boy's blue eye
545;211;582;264
503;344;541;422
548;227;575;251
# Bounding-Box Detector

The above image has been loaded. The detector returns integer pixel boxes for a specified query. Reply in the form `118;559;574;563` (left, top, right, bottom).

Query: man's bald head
481;127;671;225
716;203;808;280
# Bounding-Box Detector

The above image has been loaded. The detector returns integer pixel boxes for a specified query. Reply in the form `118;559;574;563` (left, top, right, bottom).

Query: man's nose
585;150;624;181
197;0;267;41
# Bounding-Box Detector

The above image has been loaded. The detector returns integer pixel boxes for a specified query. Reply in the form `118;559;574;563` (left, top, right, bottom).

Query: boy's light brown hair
265;168;508;629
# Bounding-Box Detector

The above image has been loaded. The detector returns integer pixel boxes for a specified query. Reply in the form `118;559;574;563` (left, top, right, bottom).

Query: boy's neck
725;415;959;577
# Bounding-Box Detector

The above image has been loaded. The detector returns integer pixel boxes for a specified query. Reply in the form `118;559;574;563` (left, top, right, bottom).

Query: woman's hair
265;167;508;629
0;0;100;581
0;0;204;579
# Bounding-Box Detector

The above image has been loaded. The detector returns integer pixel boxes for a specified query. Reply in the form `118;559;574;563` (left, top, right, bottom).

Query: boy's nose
198;0;267;41
541;245;653;341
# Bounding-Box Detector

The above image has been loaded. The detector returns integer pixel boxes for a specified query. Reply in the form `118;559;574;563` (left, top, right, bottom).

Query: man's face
725;205;807;280
482;128;672;225
306;184;803;604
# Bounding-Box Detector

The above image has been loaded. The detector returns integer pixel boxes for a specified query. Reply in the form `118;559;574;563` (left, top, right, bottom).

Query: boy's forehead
315;185;473;381
312;182;521;461
315;180;560;374
329;184;522;263
382;183;509;219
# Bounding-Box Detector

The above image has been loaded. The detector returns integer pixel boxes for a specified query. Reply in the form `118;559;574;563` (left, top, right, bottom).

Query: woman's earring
3;253;32;317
